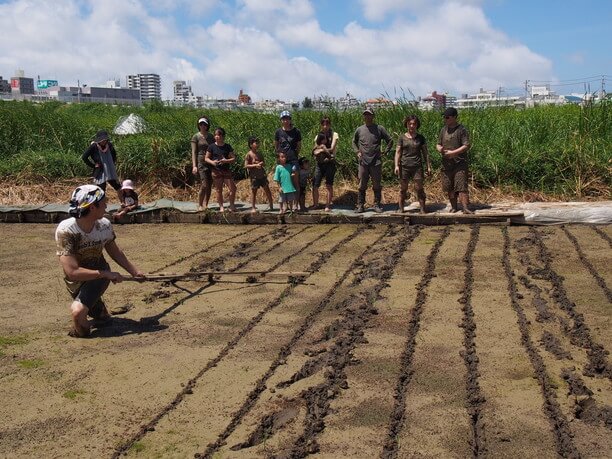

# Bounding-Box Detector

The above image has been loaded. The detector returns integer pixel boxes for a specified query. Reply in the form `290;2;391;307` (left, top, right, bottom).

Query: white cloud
0;0;554;101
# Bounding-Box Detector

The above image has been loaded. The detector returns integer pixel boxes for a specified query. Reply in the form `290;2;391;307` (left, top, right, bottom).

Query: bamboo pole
122;271;309;282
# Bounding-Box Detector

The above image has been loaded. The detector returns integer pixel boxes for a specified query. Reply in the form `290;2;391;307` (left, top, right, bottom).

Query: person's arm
394;140;401;176
422;142;432;175
436;129;445;154
205;148;217;167
104;240;144;278
110;143;117;164
81;144;97;169
381;127;394;155
329;132;339;155
224;149;236;164
352;129;361;160
191;137;198;175
59;254;124;283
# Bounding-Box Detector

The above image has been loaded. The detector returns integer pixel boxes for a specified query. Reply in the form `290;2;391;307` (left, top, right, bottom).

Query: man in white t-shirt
55;184;145;337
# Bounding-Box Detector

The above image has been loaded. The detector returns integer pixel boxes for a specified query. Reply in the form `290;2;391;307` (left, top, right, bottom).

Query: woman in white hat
191;116;215;211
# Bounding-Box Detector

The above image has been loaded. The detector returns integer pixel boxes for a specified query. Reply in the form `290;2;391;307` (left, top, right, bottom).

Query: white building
127;73;161;101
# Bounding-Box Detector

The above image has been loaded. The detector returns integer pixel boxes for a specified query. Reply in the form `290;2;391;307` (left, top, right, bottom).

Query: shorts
314;162;336;187
197;162;212;184
250;176;269;189
70;277;110;313
212;168;233;180
400;166;424;182
441;167;468;193
279;191;297;203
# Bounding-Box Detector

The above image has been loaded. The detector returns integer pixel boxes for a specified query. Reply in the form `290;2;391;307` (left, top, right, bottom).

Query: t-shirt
191;132;215;163
438;124;470;170
275;127;302;163
122;189;138;207
397;133;426;168
207;143;234;171
246;151;266;180
273;164;297;193
55;217;115;294
352;124;393;166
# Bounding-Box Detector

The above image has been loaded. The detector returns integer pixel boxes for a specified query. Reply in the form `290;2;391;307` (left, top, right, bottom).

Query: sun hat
280;110;291;119
68;184;105;217
362;107;375;115
443;107;458;117
94;130;109;143
121;179;134;191
198;117;210;126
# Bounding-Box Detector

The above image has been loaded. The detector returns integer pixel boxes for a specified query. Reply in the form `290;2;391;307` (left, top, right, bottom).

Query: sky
0;0;610;102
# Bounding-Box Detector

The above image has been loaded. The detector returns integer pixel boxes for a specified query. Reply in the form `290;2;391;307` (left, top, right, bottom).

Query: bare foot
462;208;474;214
449;207;459;213
219;207;225;213
250;208;258;214
229;206;237;212
198;205;204;212
325;206;332;212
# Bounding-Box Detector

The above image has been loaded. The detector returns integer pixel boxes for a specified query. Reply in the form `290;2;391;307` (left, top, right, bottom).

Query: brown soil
0;223;611;458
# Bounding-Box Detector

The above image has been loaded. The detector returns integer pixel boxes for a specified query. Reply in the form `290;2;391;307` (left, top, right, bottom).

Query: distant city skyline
0;0;610;101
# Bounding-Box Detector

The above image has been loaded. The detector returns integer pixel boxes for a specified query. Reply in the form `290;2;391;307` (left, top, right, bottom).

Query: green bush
0;99;609;197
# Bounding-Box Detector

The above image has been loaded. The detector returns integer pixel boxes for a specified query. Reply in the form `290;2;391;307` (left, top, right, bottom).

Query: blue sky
0;0;609;101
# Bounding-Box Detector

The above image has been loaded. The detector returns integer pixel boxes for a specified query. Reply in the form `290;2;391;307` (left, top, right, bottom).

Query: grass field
0;223;610;457
0;100;610;199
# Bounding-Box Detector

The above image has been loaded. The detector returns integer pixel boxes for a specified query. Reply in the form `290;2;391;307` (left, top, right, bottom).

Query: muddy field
0;223;610;458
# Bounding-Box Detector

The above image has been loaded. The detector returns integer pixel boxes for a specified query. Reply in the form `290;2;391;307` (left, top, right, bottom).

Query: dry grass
0;173;585;208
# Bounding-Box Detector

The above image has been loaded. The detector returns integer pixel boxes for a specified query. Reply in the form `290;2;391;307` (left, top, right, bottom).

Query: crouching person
55;184;145;338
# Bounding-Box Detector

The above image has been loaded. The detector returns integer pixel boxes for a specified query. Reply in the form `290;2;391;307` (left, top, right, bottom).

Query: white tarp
113;113;146;135
517;201;612;225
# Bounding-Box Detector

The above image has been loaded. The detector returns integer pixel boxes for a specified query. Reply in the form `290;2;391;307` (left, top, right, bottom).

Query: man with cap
274;111;302;197
55;184;145;337
82;130;122;202
352;107;393;213
191;116;215;210
436;107;473;214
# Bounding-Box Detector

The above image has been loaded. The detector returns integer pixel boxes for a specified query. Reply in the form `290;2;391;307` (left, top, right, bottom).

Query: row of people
84;106;473;216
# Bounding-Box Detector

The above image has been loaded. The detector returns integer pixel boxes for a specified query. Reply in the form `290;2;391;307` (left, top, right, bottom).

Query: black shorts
313;162;336;187
72;277;111;312
250;176;269;189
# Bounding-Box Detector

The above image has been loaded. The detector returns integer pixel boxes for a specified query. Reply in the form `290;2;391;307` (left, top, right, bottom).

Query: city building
454;88;523;109
419;91;447;110
127;73;161;101
173;80;193;105
238;89;251;104
0;76;10;94
10;69;35;96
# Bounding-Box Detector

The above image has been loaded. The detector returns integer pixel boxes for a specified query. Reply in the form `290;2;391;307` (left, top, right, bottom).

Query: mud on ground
0;223;611;458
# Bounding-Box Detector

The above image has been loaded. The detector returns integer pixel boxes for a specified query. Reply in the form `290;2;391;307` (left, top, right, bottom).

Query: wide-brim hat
121;179;134;190
94;130;109;143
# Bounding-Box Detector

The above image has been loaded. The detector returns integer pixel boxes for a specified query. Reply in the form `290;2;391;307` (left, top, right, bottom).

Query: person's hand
357;151;362;160
436;145;444;153
102;271;124;283
192;166;198;175
394;166;400;176
95;163;101;168
426;166;432;177
131;270;146;283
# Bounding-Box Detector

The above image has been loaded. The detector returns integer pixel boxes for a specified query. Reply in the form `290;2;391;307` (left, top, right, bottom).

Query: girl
205;127;237;212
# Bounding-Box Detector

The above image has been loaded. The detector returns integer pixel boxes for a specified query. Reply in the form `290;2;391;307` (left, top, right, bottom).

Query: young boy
273;151;297;215
113;179;139;222
244;136;274;213
55;184;144;337
297;157;311;212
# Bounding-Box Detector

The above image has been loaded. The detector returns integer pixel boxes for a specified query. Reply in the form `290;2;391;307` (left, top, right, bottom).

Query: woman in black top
82;130;122;201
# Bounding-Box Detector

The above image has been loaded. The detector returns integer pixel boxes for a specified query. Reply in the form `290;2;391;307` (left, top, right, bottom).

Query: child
205;127;237;212
244;136;274;213
113;179;139;222
273;151;297;215
297;157;311;212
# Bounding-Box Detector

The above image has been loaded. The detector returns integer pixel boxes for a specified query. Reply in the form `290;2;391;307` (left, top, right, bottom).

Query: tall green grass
0;99;609;197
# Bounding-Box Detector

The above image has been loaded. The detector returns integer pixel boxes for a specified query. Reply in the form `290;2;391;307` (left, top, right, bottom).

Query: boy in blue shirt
273;151;297;215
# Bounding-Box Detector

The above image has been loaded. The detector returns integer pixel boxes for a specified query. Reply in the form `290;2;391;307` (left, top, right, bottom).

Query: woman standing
191;116;215;211
394;115;431;213
312;116;338;211
205;127;237;213
82;130;122;201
